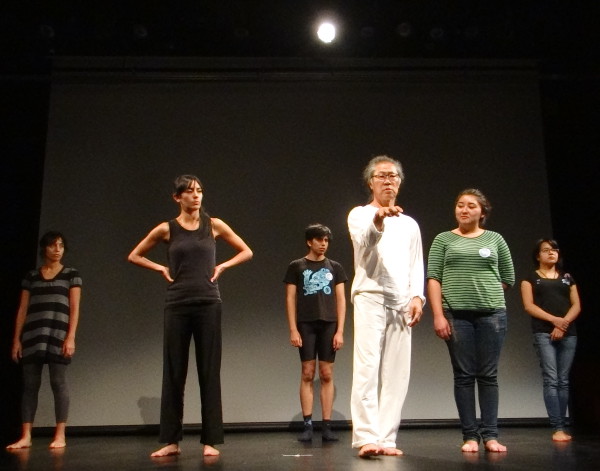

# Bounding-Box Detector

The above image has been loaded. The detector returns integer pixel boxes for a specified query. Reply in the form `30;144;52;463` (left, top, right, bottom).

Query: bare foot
151;443;181;457
49;439;66;449
484;440;507;453
462;450;480;464
552;431;572;442
6;438;32;450
461;440;479;453
203;445;220;456
381;447;404;456
358;443;381;458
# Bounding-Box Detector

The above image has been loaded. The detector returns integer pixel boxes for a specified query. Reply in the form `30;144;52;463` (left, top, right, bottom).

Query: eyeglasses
540;248;559;254
371;173;400;182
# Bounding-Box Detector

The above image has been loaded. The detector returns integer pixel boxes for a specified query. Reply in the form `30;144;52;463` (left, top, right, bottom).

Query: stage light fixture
396;22;413;39
430;26;445;41
234;27;250;39
317;22;336;43
464;25;479;40
39;24;55;40
133;24;148;40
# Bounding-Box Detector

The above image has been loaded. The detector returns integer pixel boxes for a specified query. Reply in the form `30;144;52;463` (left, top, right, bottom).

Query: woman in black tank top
128;174;253;458
520;239;581;442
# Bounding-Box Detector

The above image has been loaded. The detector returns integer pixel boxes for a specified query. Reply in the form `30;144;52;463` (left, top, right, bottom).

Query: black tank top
165;214;221;305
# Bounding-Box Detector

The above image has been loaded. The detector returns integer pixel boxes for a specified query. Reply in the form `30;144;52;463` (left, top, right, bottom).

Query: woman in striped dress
427;189;514;453
7;231;82;450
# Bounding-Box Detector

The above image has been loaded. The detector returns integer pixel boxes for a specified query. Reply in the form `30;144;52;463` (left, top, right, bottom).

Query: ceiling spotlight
133;24;148;40
39;24;55;40
429;26;445;41
396;22;413;39
464;25;479;40
317;22;336;43
234;27;250;39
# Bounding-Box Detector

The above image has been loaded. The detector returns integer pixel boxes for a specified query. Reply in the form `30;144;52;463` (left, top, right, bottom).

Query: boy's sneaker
322;425;339;442
298;424;313;442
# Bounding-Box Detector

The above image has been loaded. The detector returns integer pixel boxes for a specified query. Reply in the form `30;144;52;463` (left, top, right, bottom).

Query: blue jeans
444;309;507;443
533;333;577;432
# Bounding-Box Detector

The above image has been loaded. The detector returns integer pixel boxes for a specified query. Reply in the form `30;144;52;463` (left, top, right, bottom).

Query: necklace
537;269;557;279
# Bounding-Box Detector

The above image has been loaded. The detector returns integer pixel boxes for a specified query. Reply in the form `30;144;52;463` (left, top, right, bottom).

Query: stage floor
1;427;598;471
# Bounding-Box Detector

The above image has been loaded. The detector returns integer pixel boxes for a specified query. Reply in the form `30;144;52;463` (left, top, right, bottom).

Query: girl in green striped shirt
427;189;514;453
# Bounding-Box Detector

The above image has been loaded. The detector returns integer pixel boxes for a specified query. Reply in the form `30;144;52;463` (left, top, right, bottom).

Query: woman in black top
520;239;580;442
128;175;252;458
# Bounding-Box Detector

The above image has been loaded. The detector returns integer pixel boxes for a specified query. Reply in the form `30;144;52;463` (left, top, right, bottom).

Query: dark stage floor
1;427;599;471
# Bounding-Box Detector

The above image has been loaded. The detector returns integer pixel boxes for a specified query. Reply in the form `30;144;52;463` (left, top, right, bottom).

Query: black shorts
297;320;337;363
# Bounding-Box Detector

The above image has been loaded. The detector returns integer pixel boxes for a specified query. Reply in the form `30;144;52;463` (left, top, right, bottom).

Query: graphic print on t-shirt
302;268;334;296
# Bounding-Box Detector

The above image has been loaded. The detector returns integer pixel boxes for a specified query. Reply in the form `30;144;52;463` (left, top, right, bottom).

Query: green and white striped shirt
427;230;514;311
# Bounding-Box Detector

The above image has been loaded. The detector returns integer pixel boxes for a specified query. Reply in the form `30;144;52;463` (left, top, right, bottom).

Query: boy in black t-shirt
283;224;348;442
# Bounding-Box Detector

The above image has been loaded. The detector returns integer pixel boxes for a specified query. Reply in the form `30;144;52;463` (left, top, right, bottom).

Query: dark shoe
297;425;313;442
322;426;338;442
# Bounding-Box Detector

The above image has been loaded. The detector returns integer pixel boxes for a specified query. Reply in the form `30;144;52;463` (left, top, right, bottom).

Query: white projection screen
36;60;551;428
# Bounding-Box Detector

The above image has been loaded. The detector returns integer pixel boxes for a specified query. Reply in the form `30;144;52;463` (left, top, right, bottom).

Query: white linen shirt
348;204;425;309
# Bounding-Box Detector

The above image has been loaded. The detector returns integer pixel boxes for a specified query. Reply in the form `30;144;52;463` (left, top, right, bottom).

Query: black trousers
160;302;223;445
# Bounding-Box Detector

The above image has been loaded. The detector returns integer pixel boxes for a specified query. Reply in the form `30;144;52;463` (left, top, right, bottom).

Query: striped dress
427;230;514;311
20;267;82;364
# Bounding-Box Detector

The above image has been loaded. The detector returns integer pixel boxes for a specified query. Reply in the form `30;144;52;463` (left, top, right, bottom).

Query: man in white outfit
347;155;425;458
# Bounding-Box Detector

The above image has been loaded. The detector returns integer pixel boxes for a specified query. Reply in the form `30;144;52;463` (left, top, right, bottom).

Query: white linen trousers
351;294;412;448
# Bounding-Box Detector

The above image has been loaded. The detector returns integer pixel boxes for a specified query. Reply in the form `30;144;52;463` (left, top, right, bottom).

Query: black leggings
21;362;69;423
